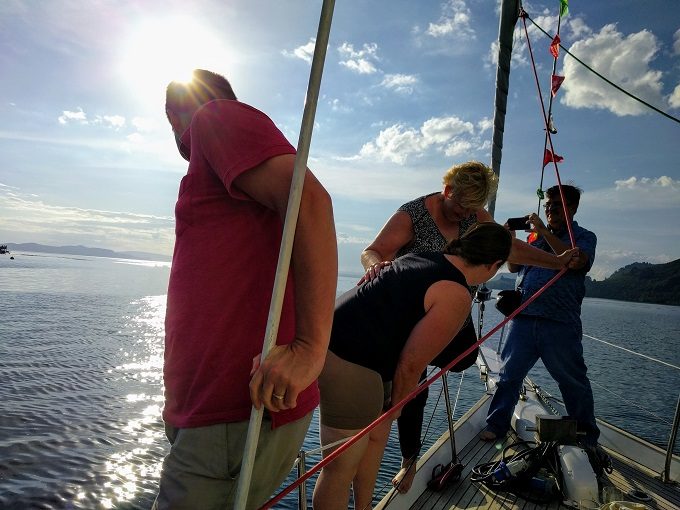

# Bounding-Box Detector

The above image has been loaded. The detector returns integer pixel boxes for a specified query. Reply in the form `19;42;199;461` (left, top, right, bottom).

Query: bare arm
526;213;589;270
508;236;577;270
359;211;414;283
390;281;471;417
477;208;576;270
236;154;338;412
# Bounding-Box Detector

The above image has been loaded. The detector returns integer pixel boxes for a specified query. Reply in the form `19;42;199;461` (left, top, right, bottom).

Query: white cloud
338;42;379;74
673;28;680;55
561;24;664;116
477;117;493;133
669;85;680;109
421;117;474;143
58;107;87;125
355;115;485;165
444;139;473;157
359;124;423;165
58;108;126;129
282;38;316;64
380;74;418;94
567;17;593;40
96;115;125;129
584;175;680;210
426;0;475;40
614;175;679;191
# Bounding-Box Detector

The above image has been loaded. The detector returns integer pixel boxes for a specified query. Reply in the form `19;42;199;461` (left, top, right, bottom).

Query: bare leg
352;419;392;510
313;424;367;510
391;454;418;493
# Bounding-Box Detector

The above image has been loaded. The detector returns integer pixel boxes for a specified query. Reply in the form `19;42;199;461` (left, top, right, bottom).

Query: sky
1;0;678;280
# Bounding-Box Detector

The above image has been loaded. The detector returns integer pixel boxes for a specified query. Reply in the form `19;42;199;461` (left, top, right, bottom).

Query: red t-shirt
163;100;319;429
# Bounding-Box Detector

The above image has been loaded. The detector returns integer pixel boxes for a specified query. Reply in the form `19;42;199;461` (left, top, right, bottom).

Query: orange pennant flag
550;34;561;58
543;149;564;168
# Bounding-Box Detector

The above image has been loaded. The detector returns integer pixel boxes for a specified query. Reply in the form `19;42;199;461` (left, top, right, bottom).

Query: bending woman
313;222;515;510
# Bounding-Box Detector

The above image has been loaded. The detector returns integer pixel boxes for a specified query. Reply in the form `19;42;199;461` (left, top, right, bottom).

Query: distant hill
585;258;680;306
486;273;517;291
486;259;680;306
4;243;171;262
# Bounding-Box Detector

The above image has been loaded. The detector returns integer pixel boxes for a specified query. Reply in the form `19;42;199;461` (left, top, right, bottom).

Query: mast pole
488;0;520;218
233;1;336;508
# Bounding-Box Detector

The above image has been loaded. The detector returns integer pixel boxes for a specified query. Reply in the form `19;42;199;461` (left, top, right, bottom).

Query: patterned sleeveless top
396;192;478;295
396;193;477;256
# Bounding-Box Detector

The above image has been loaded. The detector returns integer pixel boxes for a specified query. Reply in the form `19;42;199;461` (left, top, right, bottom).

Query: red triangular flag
551;75;565;97
550;34;561;58
543;149;564;168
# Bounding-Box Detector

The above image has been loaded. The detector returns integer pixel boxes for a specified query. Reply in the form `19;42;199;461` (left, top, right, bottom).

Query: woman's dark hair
444;222;512;265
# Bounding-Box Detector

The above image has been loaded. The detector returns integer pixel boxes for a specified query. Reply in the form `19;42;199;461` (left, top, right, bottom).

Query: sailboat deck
408;431;680;510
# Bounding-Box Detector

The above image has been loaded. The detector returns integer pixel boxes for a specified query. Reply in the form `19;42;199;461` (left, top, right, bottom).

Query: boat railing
663;394;680;483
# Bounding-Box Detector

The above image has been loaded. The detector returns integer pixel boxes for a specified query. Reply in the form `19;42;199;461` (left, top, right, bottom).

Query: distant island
3;243;171;262
486;258;680;306
585;259;680;306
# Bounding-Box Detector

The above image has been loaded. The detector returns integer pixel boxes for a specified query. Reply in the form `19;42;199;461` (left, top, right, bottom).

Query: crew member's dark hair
546;184;582;211
166;69;237;115
444;222;512;265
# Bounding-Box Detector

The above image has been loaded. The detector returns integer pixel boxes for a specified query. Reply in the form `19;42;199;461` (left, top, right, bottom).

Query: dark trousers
397;318;478;459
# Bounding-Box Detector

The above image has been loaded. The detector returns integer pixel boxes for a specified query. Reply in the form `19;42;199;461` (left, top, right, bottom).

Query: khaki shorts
152;412;312;510
319;351;391;430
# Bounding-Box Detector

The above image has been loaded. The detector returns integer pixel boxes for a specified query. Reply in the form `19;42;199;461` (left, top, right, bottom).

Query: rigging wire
583;333;680;371
536;8;563;215
519;9;576;248
525;13;680;126
588;379;673;426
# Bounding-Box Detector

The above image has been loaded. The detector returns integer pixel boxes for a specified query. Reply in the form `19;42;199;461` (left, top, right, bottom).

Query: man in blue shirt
482;184;600;446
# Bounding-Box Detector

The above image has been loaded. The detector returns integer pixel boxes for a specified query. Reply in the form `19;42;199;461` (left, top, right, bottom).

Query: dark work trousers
397;318;479;459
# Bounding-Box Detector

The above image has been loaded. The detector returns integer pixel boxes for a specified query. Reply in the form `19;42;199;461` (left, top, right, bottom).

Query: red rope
260;267;567;509
520;10;575;248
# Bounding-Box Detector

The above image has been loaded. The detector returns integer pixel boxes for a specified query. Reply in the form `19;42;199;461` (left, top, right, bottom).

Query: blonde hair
442;161;498;209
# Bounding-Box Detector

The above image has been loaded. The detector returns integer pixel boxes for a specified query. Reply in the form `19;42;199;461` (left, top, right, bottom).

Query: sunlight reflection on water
98;295;167;508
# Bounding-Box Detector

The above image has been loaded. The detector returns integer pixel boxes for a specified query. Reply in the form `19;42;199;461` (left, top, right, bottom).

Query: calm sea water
0;253;678;509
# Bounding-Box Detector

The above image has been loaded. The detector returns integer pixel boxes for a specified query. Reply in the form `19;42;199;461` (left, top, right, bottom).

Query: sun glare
118;17;230;108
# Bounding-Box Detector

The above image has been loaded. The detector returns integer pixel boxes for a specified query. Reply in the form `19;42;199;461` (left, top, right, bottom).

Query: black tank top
329;252;469;381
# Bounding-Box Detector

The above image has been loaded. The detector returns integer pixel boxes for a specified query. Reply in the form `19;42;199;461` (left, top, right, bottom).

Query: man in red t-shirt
153;69;337;509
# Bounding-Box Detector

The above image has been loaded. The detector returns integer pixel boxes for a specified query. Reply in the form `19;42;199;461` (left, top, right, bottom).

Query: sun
118;16;230;109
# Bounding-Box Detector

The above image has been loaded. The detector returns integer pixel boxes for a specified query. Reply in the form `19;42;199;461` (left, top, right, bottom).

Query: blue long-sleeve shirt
515;221;597;324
